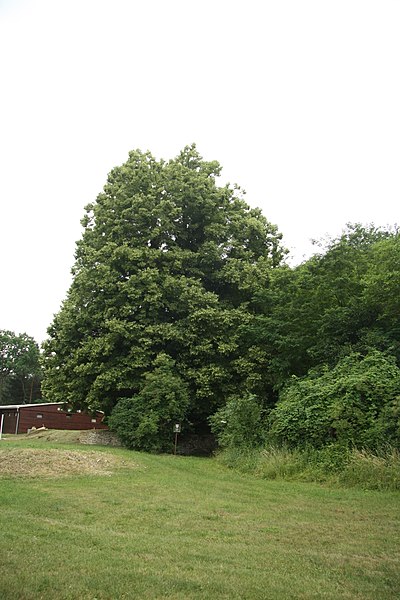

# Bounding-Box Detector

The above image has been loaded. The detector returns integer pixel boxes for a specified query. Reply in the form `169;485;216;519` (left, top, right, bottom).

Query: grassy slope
0;439;399;600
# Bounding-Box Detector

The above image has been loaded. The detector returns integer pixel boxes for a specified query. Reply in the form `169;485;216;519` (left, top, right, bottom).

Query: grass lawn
0;436;399;599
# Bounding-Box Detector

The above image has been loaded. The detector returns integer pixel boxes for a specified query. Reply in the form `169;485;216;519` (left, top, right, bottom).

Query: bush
209;394;266;450
108;353;189;452
268;351;400;450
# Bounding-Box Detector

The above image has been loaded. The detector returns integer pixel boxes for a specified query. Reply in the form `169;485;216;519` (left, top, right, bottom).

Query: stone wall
79;430;122;447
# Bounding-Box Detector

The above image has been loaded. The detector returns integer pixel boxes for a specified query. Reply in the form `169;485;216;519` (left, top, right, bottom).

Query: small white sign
173;423;181;433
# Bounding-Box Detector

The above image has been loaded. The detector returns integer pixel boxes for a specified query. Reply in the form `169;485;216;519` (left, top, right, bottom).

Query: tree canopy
42;145;285;450
42;144;399;453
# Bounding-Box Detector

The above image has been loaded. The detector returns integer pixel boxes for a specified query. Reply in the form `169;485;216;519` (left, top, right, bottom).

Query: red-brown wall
1;410;18;434
0;404;108;434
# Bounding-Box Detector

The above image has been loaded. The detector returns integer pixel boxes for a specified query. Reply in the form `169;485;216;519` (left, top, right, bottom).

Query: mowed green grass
0;440;399;600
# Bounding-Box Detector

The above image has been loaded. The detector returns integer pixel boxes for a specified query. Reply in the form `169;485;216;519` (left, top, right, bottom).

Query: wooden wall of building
0;403;108;434
0;410;18;434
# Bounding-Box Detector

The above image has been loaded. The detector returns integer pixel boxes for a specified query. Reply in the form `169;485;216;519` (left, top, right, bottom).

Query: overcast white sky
1;0;399;344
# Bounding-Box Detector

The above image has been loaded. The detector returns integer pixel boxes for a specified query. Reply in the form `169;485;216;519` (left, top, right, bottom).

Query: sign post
173;423;181;455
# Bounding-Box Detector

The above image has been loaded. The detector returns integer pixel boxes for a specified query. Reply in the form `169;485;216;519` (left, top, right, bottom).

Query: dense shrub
108;353;189;452
209;394;266;450
268;351;400;450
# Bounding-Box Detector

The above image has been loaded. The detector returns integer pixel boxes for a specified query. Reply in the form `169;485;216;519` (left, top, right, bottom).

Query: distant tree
0;330;42;404
42;145;285;445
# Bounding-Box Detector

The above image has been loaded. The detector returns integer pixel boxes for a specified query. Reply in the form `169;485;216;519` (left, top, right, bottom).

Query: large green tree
42;145;285;447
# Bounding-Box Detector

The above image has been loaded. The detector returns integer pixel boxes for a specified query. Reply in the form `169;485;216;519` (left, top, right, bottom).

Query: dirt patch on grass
0;447;130;479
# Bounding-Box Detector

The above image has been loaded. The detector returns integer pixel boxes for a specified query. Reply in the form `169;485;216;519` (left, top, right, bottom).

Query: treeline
212;225;400;452
40;146;400;455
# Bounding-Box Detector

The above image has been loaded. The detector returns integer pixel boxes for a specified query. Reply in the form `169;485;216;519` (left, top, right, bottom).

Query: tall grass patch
216;445;400;491
339;447;400;490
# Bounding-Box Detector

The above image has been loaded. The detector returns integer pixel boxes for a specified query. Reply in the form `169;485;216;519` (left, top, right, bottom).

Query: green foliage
108;353;189;452
209;394;266;449
42;145;285;447
268;351;400;449
41;145;400;457
361;233;400;361
0;330;42;404
256;225;398;388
